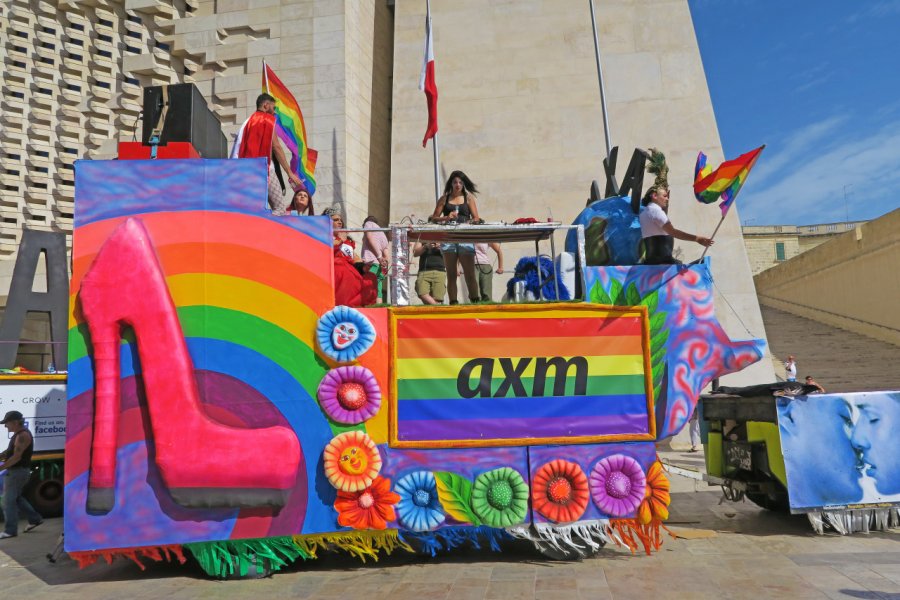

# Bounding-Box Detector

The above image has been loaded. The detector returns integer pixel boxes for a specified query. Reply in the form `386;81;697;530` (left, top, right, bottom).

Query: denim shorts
440;242;475;255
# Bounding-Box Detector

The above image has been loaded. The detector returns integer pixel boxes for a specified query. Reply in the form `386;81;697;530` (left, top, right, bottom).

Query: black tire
743;475;790;512
24;473;64;518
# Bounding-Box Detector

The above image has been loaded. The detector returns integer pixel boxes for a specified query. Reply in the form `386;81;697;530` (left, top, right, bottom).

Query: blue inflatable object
565;195;642;266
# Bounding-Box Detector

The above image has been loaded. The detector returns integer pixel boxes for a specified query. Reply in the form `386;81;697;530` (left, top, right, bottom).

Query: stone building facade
1;0;775;385
742;221;868;276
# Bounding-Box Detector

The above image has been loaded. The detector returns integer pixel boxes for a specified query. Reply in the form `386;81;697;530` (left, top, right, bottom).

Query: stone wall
754;208;900;346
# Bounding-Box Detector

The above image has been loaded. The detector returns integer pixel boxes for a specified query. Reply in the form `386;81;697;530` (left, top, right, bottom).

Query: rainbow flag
263;63;318;195
390;306;654;448
693;145;764;216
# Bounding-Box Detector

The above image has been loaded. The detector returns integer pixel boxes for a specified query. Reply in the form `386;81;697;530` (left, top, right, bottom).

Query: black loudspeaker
141;83;228;158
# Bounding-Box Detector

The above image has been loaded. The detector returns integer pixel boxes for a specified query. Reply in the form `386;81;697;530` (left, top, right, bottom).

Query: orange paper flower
637;461;670;525
323;430;382;492
335;476;400;530
532;459;590;523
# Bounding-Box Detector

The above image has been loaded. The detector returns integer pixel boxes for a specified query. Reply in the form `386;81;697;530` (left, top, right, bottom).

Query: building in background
0;0;774;386
742;220;868;276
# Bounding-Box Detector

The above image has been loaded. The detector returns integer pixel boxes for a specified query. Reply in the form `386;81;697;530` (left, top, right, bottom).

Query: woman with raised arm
431;170;481;304
639;149;713;265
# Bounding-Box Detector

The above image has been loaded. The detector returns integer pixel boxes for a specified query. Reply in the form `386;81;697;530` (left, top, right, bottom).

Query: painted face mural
332;322;359;350
850;393;900;496
777;395;864;509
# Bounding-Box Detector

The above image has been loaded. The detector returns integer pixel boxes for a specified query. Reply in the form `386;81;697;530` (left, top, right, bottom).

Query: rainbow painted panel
389;304;656;448
65;159;345;552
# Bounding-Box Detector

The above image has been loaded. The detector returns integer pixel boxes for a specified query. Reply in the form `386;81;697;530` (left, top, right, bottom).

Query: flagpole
588;0;612;161
426;0;441;202
432;132;442;203
262;58;269;92
698;213;726;261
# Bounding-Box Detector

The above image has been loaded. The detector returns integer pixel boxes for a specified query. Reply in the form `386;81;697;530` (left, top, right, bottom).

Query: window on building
37;87;52;95
38;57;54;65
775;242;786;261
127;14;142;24
41;42;55;49
67;84;82;92
97;34;113;43
68;52;83;61
12;60;26;68
43;26;56;34
70;38;83;47
34;166;49;174
125;45;141;53
8;91;25;99
69;23;85;31
4;186;20;192
846;223;855;229
97;49;112;58
826;224;836;232
34;150;50;158
127;30;142;39
124;77;140;86
807;225;818;232
14;30;28;39
98;18;114;27
156;41;170;51
96;80;111;89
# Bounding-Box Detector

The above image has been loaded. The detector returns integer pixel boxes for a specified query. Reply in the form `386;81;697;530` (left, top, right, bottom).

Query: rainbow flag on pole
693;145;764;216
263;62;318;195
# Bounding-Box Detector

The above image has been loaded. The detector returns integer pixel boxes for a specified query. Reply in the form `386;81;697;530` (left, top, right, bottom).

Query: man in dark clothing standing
1;411;43;538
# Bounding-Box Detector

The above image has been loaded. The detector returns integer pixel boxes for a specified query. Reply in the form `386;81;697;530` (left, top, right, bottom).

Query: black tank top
441;195;472;220
5;429;33;470
418;246;445;271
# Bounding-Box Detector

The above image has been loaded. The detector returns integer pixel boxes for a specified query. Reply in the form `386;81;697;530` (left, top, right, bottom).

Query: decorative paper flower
532;459;590;523
323;431;382;492
317;366;382;424
316;306;376;363
637;461;671;525
589;454;646;517
334;476;399;530
395;471;445;532
471;467;529;527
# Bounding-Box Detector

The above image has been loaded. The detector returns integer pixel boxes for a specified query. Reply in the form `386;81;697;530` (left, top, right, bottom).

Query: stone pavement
1;450;898;600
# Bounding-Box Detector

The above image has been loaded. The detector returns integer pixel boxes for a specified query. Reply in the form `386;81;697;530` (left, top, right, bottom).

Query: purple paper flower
589;454;646;517
317;366;382;424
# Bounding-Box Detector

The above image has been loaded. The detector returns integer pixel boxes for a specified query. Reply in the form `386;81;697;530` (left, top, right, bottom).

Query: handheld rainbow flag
263;62;318;195
693;145;764;216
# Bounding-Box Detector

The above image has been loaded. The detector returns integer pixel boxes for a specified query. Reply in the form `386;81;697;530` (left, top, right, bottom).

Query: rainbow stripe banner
389;305;655;448
263;63;318;195
693;145;764;216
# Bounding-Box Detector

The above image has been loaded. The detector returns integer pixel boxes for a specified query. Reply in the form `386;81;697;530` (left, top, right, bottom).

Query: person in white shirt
638;148;713;264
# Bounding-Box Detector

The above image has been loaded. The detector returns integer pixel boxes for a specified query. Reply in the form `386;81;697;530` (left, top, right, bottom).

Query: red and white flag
419;1;438;147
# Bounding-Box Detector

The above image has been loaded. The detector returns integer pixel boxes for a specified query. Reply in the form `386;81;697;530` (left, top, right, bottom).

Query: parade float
61;153;769;577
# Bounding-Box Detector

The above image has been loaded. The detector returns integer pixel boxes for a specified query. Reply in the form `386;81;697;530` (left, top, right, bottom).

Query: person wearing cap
1;411;43;538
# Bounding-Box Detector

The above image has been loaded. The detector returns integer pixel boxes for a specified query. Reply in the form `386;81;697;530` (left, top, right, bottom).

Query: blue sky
688;0;900;226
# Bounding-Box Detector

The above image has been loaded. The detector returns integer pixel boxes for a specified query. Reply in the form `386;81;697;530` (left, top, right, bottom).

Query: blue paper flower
395;471;445;532
316;306;376;363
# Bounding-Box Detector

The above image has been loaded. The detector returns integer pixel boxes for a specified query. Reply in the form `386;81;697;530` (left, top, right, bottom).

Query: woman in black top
431;170;481;304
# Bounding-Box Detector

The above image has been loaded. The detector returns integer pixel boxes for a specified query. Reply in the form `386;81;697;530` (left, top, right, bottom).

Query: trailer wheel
24;472;64;518
744;476;789;512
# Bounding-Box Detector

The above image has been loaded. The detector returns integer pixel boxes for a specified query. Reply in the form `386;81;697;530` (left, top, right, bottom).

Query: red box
118;142;201;160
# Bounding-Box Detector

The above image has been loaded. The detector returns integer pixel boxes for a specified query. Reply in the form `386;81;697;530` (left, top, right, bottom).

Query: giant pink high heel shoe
79;217;301;513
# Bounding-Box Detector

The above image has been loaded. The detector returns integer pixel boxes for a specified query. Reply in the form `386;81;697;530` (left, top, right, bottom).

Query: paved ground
1;449;898;599
760;306;900;393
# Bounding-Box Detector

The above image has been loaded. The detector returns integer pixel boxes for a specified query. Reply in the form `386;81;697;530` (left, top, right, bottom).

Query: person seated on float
639;149;713;265
325;207;377;307
430;170;481;304
413;241;446;305
290;185;315;215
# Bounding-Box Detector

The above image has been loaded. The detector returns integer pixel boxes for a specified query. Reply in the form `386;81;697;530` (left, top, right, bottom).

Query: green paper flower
471;467;529;527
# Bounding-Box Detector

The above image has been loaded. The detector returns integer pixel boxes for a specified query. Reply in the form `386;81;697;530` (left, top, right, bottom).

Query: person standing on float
639;149;713;265
232;93;302;215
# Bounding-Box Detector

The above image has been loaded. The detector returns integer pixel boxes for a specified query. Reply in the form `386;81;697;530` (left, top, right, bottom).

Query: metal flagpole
588;0;612;161
432;132;442;202
427;0;441;202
